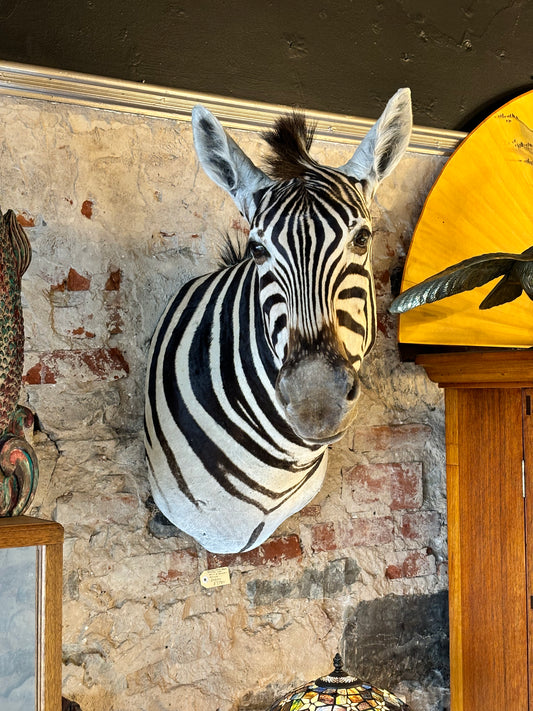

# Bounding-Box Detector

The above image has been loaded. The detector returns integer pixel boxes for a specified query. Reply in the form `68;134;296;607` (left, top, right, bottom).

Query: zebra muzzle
275;353;360;443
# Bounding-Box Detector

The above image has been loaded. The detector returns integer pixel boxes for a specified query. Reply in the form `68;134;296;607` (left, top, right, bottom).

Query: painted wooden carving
396;89;533;347
0;209;38;516
145;90;412;553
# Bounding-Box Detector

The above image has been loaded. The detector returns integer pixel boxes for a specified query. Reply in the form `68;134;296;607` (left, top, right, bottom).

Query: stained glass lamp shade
267;654;410;710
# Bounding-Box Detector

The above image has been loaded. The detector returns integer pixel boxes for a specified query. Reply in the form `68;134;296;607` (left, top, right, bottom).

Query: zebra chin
275;355;361;444
284;407;359;445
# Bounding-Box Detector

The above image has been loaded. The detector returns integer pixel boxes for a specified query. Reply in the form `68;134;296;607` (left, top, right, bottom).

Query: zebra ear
338;88;412;199
192;105;274;221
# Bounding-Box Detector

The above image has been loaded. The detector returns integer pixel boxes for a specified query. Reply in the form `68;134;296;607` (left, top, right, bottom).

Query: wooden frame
0;516;64;711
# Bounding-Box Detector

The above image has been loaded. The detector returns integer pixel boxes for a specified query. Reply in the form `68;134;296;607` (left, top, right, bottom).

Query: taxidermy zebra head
193;89;412;441
145;89;412;553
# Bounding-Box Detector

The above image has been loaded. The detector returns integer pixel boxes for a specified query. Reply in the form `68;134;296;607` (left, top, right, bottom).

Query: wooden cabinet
0;516;64;711
417;351;533;710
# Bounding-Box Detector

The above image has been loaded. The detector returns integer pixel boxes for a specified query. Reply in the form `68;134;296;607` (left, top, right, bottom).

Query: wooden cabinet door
524;388;533;708
446;387;529;710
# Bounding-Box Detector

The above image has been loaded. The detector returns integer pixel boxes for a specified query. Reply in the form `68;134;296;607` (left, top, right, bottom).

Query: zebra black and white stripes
146;257;328;552
251;166;376;369
145;89;412;553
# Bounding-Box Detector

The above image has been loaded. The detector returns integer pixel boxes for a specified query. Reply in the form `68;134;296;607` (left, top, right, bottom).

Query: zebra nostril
346;374;360;402
346;383;358;401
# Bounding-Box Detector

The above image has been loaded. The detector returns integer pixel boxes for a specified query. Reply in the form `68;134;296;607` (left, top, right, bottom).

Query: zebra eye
249;240;269;264
351;228;371;253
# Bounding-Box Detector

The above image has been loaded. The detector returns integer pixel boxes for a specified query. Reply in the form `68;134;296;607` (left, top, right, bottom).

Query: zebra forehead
255;169;370;225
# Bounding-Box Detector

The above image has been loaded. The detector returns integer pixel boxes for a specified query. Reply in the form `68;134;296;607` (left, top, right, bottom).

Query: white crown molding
0;61;465;155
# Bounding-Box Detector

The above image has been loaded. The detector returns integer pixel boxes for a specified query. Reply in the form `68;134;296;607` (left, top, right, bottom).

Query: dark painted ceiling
0;0;532;130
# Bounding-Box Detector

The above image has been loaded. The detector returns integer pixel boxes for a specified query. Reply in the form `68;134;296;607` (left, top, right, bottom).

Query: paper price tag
200;567;231;589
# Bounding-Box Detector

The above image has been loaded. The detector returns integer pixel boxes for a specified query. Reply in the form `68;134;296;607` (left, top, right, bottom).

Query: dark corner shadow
457;82;533;133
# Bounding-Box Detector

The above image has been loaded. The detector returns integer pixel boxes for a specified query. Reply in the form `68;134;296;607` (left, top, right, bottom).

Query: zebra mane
217;231;251;269
262;113;318;180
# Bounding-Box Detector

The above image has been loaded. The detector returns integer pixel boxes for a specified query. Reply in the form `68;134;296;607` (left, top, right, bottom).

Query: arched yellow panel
398;90;533;347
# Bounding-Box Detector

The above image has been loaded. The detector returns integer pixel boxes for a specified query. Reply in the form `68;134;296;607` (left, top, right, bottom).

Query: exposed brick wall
208;534;303;569
24;348;129;384
1;95;449;711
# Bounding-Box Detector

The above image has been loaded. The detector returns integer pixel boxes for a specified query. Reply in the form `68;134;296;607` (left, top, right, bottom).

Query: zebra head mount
145;89;412;553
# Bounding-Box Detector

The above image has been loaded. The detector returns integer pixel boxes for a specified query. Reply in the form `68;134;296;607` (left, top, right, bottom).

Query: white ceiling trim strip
0;61;465;155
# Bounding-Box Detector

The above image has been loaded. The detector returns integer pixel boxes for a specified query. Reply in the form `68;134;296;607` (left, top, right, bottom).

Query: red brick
385;550;436;579
351;424;431;453
397;511;441;548
311;522;336;552
50;268;91;293
66;268;91;291
343;462;423;512
339;516;394;547
106;309;124;335
299;504;321;518
22;362;57;385
23;348;129;384
158;549;198;584
71;327;95;338
105;269;122;291
391;463;423;510
311;516;393;553
207;534;302;568
50;279;66;293
79;347;129;378
16;211;35;227
81;199;94;219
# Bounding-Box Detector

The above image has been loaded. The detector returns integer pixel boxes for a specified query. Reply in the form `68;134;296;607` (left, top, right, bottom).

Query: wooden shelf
416;350;533;388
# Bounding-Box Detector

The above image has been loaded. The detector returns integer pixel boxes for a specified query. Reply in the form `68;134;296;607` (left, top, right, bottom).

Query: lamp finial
333;653;344;675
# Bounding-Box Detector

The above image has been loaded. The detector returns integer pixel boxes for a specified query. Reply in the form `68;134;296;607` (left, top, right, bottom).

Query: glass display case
0;516;64;711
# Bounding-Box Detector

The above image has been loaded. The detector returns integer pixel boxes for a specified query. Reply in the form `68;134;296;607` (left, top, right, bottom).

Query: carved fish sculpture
390;246;533;313
0;208;38;516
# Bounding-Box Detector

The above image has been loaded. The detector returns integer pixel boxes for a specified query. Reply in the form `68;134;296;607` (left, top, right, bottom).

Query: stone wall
0;94;449;710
